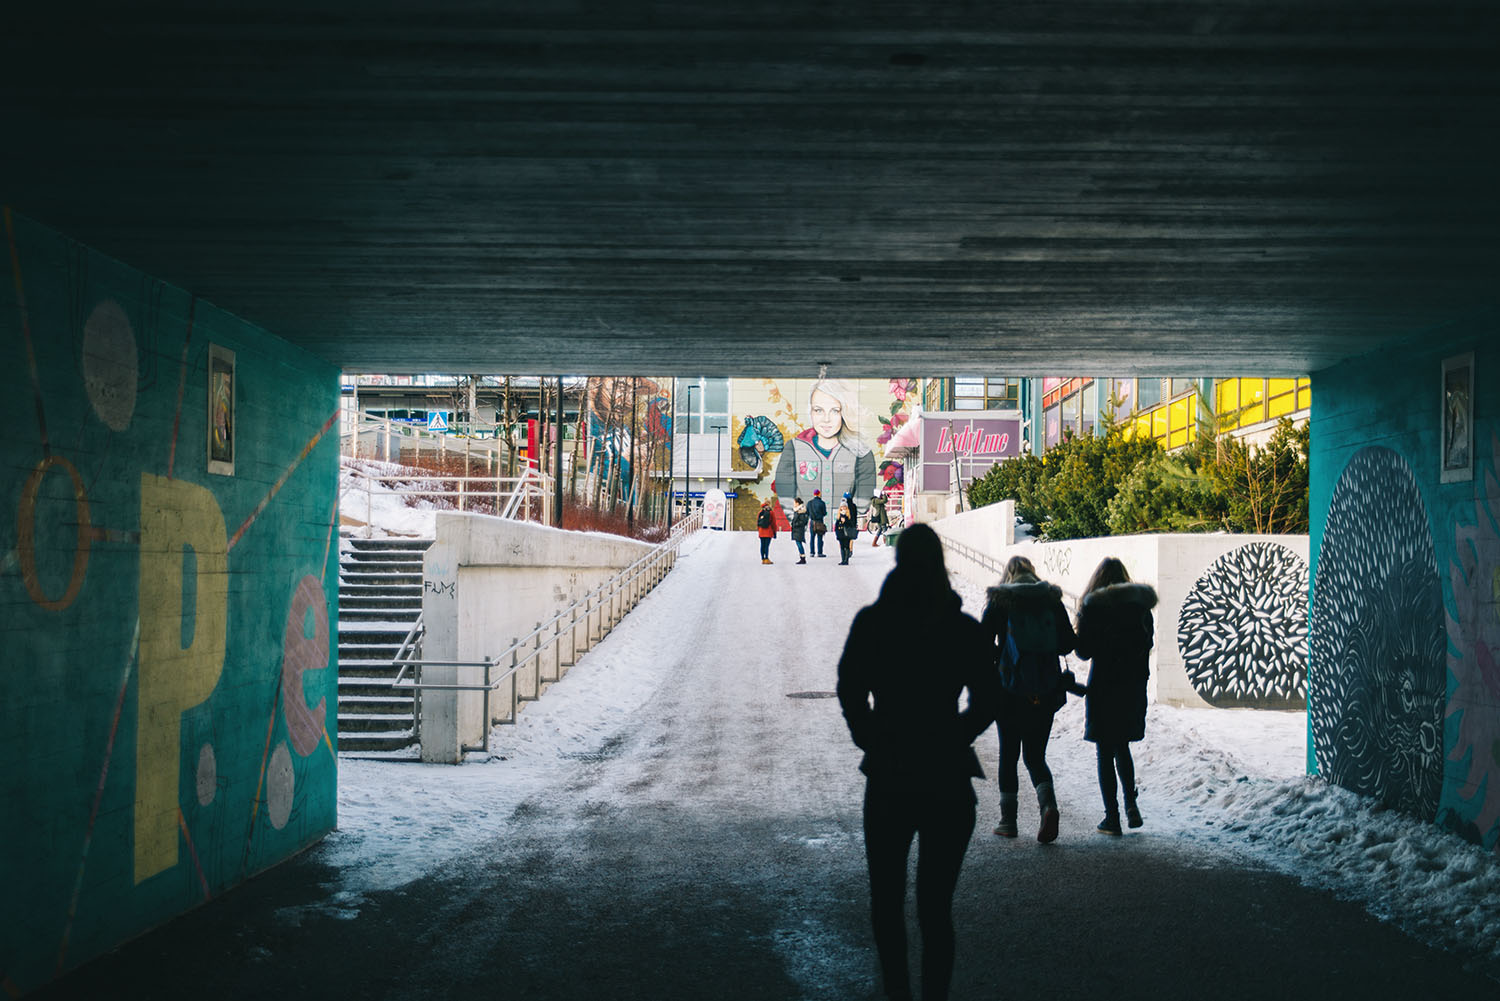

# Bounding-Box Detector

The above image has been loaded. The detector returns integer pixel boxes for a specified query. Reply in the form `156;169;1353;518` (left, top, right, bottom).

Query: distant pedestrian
837;523;999;1001
866;493;890;547
1073;557;1158;835
756;499;776;564
806;490;828;558
980;555;1078;843
834;499;857;565
790;497;809;565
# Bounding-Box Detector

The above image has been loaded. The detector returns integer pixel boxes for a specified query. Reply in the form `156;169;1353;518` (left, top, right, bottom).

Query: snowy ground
323;528;1500;978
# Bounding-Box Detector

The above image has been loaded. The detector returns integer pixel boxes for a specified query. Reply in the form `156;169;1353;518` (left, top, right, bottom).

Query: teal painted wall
1;210;340;993
1309;310;1500;851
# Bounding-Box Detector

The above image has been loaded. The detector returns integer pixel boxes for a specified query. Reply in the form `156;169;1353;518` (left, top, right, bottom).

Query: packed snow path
39;531;1500;999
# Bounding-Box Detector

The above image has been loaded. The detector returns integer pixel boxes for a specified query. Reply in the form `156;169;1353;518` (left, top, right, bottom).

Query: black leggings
997;702;1055;796
1096;741;1137;813
864;778;975;1001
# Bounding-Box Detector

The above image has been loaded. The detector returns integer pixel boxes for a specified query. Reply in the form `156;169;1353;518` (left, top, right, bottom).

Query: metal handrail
389;508;703;753
936;531;1082;608
340;457;555;530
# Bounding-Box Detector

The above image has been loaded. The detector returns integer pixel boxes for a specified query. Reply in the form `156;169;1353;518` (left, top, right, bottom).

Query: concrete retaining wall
932;501;1310;710
420;512;654;762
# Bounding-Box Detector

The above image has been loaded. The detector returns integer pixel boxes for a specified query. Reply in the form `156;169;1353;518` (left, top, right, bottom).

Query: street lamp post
683;384;697;519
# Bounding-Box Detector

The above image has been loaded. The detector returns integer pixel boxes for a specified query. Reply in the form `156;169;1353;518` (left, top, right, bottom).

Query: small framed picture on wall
207;344;236;476
1440;351;1473;483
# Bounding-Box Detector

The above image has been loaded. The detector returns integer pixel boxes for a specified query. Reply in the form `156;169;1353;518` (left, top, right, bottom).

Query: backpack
1000;606;1062;701
757;507;772;529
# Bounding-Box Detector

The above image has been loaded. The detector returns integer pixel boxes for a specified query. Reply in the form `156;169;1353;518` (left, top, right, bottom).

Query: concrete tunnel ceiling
2;2;1497;379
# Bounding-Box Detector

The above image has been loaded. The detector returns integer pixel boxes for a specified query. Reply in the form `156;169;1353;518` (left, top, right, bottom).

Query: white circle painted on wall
267;742;295;830
196;743;217;806
81;299;137;431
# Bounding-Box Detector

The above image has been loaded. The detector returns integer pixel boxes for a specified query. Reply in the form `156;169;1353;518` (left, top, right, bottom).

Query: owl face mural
1311;446;1447;820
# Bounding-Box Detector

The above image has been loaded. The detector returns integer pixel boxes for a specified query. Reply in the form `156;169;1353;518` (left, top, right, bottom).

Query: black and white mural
1310;446;1446;820
1177;543;1309;709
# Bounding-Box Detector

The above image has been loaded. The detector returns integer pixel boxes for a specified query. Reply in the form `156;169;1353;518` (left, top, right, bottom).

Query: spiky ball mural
1177;543;1309;709
1311;447;1446;819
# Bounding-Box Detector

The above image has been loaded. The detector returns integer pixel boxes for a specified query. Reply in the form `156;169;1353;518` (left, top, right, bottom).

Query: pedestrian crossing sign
427;411;449;432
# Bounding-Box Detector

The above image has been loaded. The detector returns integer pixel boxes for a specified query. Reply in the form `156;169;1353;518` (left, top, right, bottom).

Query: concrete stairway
336;537;433;753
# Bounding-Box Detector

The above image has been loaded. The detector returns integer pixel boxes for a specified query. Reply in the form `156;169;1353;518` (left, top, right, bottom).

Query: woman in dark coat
837;524;999;1001
980;555;1077;843
833;499;857;565
1073;557;1158;835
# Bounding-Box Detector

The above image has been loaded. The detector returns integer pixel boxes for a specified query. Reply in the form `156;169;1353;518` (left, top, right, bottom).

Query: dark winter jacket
806;496;828;532
1074;582;1157;743
837;569;1000;786
834;507;856;541
790;508;809;540
980;578;1076;711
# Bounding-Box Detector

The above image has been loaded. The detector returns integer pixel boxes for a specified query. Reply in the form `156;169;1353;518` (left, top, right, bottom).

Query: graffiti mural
1443;430;1500;849
731;377;914;530
1310;446;1446;819
1177;543;1309;709
2;210;340;991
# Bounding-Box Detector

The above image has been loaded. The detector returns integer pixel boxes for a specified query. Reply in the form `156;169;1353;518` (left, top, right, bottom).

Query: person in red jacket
756;498;777;564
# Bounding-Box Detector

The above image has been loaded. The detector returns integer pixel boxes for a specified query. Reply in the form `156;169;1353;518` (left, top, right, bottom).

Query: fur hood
986;579;1063;608
1081;582;1158;611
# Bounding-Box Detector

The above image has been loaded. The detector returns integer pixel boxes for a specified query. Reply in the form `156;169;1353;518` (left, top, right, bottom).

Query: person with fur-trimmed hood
980;555;1078;843
1073;557;1158;836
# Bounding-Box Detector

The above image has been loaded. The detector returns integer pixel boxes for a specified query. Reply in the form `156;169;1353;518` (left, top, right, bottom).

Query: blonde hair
1002;555;1037;584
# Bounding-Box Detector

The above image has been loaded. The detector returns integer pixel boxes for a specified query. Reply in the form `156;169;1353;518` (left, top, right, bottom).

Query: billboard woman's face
809;389;844;440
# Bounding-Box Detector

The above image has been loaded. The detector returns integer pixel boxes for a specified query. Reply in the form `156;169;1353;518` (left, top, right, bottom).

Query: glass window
1297;378;1312;412
1169;378;1195;399
703;378;729;415
1110;379;1134;415
955;398;983;410
1216;379;1240;419
1045;405;1061;448
1268;381;1297;418
1151;407;1169;440
1137;379;1163;409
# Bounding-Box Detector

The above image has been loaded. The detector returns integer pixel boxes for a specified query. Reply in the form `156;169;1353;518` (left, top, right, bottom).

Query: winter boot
1125;788;1143;829
1097;813;1122;836
1036;782;1059;844
992;794;1018;838
797;556;806;564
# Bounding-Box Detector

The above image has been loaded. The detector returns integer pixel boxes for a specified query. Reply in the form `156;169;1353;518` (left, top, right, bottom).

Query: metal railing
936;532;1081;608
340;458;555;533
389;509;703;754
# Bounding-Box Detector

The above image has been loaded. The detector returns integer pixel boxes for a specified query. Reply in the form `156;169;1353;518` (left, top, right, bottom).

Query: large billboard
919;412;1023;492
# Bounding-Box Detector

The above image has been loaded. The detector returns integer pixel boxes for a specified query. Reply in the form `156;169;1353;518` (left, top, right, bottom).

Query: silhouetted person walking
837;524;999;1001
1073;557;1158;835
981;555;1077;843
